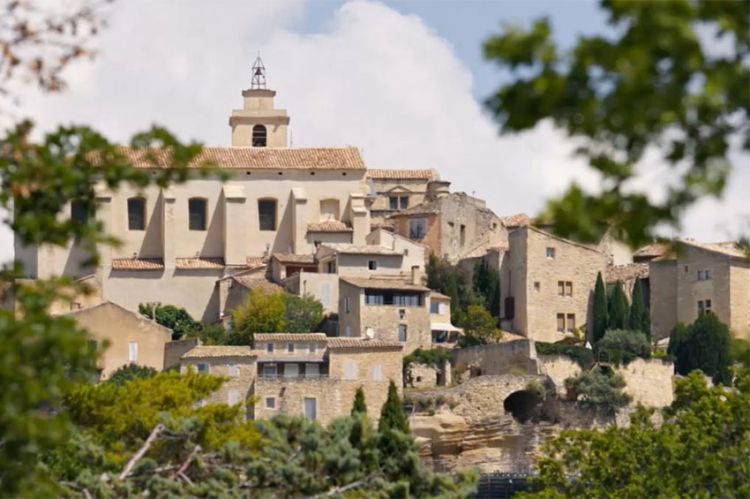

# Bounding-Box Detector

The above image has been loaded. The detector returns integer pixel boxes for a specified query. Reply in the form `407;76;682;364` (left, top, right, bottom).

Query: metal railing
259;373;329;380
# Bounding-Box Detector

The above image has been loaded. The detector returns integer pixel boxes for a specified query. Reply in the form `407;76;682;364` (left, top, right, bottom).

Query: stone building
15;62;370;323
429;291;462;347
649;240;750;340
366;169;438;230
499;226;607;343
67;301;173;379
388;187;506;264
180;334;403;425
338;275;432;354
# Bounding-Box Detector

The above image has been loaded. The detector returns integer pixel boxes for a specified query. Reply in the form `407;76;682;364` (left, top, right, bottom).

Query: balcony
259;373;330;380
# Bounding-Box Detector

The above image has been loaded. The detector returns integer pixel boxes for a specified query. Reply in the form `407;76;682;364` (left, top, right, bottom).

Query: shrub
283;293;324;333
138;303;201;340
564;370;631;415
592;272;608;343
535;341;594;369
607;282;629;331
596;329;651;365
403;348;452;370
106;364;157;386
671;312;732;385
458;305;502;347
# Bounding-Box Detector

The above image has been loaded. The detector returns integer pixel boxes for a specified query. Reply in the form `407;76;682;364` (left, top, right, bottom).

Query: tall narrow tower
229;55;290;147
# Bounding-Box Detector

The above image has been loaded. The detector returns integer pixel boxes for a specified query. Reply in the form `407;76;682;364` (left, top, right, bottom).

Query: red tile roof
111;258;164;270
327;338;403;351
367;169;437;180
307;220;353;233
114;146;365;170
340;276;429;292
254;333;329;342
175;257;225;270
605;263;649;284
502;213;531;228
271;253;316;265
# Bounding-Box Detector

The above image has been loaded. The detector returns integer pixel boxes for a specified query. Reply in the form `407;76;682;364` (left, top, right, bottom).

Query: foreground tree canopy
485;0;749;246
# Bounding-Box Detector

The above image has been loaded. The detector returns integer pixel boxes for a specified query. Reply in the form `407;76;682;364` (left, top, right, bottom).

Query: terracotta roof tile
341;276;429;292
175;257;225;270
182;346;255;359
254;333;329;342
633;243;671;259
232;275;283;293
114;146;365;170
244;257;266;269
327;338;403;350
502;213;531;228
430;291;451;300
605;263;649;284
271;253;316;265
367;169;437;180
681;240;748;259
307;220;353;233
320;244;402;256
111;258;164;271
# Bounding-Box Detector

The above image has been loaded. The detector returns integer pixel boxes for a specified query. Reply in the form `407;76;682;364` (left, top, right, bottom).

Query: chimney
426;180;451;201
411;265;422;286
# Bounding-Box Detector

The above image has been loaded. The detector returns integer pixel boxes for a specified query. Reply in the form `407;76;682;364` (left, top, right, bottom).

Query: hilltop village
13;61;750;472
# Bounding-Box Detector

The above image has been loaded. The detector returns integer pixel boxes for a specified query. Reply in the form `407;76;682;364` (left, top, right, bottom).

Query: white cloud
2;0;746;264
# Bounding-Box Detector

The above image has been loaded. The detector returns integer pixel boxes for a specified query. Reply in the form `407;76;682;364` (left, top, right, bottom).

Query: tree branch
118;423;165;480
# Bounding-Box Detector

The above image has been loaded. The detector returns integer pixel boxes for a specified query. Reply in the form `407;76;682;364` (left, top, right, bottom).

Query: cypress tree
378;381;409;433
607;282;629;331
592;272;608;343
628;280;650;339
351;386;367;416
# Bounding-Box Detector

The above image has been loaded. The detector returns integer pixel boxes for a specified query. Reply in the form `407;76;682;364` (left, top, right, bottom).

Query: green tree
627;279;650;339
473;259;501;317
607;282;629;331
106;364;157;386
426;254;479;324
283;293;324;333
229;289;286;345
521;370;750;498
673;312;732;384
596;329;651;365
351;387;367;416
459;304;503;347
564;370;631;415
592;272;608;343
667;322;688;360
379;381;409;434
138;303;201;340
484;1;750;247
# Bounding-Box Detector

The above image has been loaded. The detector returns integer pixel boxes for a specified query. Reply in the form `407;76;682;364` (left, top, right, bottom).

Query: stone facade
649;240;750;340
501;226;607;342
180;346;257;412
614;358;674;407
67;301;173;378
428;292;461;347
366;169;438;229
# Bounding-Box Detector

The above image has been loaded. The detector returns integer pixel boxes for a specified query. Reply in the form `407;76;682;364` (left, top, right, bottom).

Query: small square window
533;282;540;292
228;364;239;377
566;314;575;333
398;324;407;342
266;343;274;353
368;260;378;270
287;343;294;353
546;247;556;259
565;282;573;296
308;342;316;353
556;313;565;333
372;364;383;381
399;196;409;209
557;281;565;296
197;363;209;373
389;196;399;210
266;397;276;409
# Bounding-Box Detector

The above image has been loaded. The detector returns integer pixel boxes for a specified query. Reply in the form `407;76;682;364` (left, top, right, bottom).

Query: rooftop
175;257;225;270
327;337;403;350
271;253;316;265
502;213;531;229
320;244;402;256
341;276;429;292
182;346;256;359
114;146;365;170
254;333;329;342
307;220;353;233
605;263;650;284
111;258;164;271
367;169;437;180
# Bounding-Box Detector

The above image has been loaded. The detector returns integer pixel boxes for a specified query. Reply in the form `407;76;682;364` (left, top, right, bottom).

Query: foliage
426;254;480;324
192;323;229;346
473;259;501;317
592;272;608;343
667;322;688;358
607;281;629;330
138;303;201;340
731;338;750;369
521;370;750;498
671;312;732;384
458;305;503;347
403;347;452;370
379;381;409;434
484;0;750;247
351;387;367;416
627;279;650;339
106;364;157;386
596;329;651;365
535;341;594;369
283;293;324;333
564;370;630;415
229;290;286;345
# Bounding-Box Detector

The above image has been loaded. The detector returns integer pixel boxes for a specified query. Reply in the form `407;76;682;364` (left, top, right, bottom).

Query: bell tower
229;55;290;148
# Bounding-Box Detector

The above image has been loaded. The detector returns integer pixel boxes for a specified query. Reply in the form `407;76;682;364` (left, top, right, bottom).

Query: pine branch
118;423;165;480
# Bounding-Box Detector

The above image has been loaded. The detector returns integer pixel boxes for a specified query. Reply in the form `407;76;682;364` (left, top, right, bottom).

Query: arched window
252;124;267;147
188;197;207;231
127;197;146;231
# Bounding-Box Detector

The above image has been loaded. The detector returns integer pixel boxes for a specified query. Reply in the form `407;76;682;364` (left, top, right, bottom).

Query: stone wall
536;355;581;391
452;340;538;377
180;356;257;414
407;363;439;389
614;358;674;407
649;260;678;340
730;261;750;340
164;338;200;369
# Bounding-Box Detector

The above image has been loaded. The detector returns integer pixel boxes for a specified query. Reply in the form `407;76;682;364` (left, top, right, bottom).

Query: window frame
258;198;277;231
70;199;89;225
398;324;408;342
368;259;378;271
265;396;276;409
408;218;427;240
188;197;208;231
127;197;146;231
252;124;267;147
546;247;556;259
128;341;138;363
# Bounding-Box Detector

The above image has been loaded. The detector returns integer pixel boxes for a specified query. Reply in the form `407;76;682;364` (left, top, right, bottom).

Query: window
389;196;408;210
227;390;240;405
546;247;556;259
197;363;209;373
566;314;576;333
266;343;274;353
558;281;573;296
326;261;336;274
343;361;357;380
556;314;565;333
399;196;409;209
344;296;351;313
252;124;267;147
188;198;207;231
368;260;378;270
345;325;352;337
258;199;277;231
71;200;89;224
398;324;407;342
320;199;340;220
697;270;712;281
305;363;320;377
504;297;515;319
127;197;146;231
304;397;317;420
287;343;294;353
698;300;713;314
389;196;399;210
127;342;138;363
228;364;239;377
266;397;276;409
365;293;384;305
372;364;383;381
533;282;540;292
408;218;427;240
262;364;277;378
308;342;316;353
430;301;440;314
284;363;299;378
460;224;466;247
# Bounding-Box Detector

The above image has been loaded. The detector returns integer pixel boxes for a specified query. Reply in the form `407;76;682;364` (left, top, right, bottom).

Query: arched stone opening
503;390;540;423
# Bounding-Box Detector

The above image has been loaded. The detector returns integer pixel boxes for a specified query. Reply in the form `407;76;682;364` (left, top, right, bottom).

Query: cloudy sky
3;0;748;262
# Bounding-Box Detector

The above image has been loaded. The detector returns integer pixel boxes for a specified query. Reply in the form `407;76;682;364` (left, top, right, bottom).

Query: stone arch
503;390;541;423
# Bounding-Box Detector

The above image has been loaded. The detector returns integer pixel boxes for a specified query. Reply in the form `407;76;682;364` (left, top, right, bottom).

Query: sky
2;0;748;263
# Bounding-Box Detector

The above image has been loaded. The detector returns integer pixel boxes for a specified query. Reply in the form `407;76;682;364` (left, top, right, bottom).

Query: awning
430;322;462;333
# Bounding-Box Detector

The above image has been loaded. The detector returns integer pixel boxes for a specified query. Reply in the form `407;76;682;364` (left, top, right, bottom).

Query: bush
138;303;201;340
106;364;157;386
535;341;594;369
564;370;631;415
283;293;324;333
671;312;732;385
458;305;502;347
403;348;452;370
596;329;651;365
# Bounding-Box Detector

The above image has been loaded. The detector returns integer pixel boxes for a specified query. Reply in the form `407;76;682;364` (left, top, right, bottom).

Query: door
304;397;317;420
